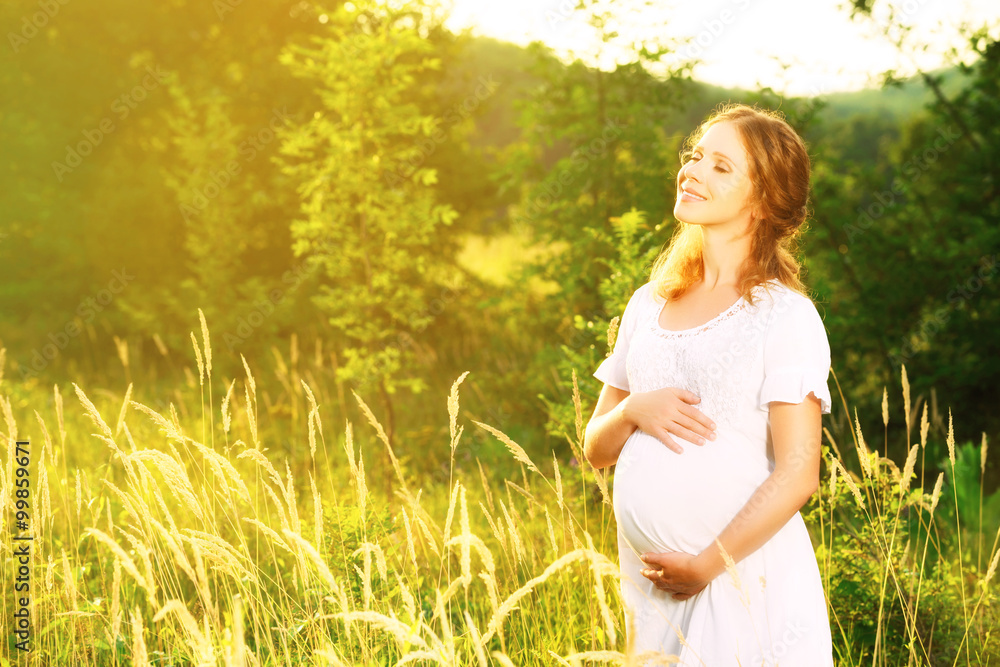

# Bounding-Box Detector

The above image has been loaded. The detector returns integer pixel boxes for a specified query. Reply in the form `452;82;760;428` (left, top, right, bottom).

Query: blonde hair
649;102;814;306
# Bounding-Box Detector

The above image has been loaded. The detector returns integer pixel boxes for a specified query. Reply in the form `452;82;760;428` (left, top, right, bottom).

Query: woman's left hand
639;551;710;601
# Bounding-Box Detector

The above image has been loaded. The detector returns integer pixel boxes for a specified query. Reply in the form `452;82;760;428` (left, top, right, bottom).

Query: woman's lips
680;190;707;202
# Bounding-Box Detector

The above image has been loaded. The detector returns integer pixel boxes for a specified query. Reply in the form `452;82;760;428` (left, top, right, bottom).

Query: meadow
0;313;997;666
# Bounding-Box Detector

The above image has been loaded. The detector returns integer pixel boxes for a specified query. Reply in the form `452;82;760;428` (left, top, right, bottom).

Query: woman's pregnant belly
613;426;771;557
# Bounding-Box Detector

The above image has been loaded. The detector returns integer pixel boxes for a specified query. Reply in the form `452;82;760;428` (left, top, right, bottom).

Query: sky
441;0;1000;97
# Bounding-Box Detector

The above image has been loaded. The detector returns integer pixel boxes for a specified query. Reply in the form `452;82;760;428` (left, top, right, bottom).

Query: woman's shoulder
620;280;661;310
754;279;818;308
753;280;827;331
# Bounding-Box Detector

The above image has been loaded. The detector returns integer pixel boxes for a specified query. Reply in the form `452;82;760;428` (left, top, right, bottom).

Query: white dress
593;278;835;666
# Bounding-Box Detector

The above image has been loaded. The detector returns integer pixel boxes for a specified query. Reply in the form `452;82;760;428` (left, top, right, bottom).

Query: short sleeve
593;283;649;392
759;292;833;414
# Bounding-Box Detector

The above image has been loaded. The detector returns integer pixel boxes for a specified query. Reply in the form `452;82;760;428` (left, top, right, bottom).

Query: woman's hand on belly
624;387;718;454
638;550;710;601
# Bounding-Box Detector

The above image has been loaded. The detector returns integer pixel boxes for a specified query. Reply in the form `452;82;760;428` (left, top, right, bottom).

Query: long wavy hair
649;102;814;306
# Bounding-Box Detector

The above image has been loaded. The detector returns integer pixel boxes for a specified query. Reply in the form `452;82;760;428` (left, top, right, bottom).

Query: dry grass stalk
584;533;619;648
714;537;750;608
223;594;247;667
310;471;324;555
553;452;564;510
571;369;585;464
448;371;470;456
114;527;158;607
189;540;217;623
54;383;66;446
131;606;151;667
181;529;257;584
593;465;612;506
545;508;558;554
128;450;205;523
491;652;516;667
930;472;944;513
477;459;495;514
61;548;78;611
198;308;212;379
985;547;1000;586
116;383;133;438
853;408;873;479
464;611;489;667
401;507;418;572
83;528;149;593
189;439;251;505
326;612;428;652
902;364;911;436
282;458;302;535
920;402;929;449
947;408;956;467
472;420;540;474
190;331;205;387
499;500;525;565
834;458;866;509
352;389;412;501
244;383;258;446
413;511;441;559
240;354;256;396
221;379;236;435
73;383;115;443
149;518;197;585
242;517;294;555
557;651;627;665
443;481;461;545
109;558;122;646
395;571;417;621
236;447;284;493
901;444;919;495
284;528;337;589
479;501;506;556
480;548;590;644
152;600;213;664
130;400;185;443
982;433;988;477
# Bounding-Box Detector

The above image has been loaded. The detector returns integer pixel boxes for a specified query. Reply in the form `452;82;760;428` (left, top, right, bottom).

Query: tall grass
0;319;996;665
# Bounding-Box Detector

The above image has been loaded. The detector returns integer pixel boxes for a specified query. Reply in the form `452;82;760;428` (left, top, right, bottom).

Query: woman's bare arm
693;393;823;580
583;384;636;469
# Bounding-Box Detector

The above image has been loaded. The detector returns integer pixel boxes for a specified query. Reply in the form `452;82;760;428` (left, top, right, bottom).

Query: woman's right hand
624;388;717;454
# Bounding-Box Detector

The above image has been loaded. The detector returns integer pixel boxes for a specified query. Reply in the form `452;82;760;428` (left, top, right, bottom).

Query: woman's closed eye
685;154;729;173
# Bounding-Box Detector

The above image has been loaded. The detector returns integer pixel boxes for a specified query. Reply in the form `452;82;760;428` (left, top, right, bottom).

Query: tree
276;0;461;445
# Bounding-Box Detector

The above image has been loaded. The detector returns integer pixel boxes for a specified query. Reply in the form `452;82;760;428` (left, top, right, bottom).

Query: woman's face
673;120;755;228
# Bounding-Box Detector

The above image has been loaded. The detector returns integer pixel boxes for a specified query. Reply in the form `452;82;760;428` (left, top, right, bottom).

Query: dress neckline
648;281;771;338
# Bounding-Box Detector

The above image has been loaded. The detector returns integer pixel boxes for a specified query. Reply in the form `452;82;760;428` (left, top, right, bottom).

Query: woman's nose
683;162;703;184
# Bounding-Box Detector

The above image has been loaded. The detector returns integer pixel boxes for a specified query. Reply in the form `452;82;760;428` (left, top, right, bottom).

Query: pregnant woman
585;103;835;665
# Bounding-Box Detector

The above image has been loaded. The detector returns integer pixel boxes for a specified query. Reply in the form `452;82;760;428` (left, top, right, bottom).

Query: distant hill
449;34;975;155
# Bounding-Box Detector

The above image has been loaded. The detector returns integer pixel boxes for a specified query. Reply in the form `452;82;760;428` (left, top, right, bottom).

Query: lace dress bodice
595;278;832;464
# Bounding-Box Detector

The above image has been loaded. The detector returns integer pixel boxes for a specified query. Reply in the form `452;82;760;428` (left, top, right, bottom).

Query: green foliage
541;207;662;446
276;0;461;408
